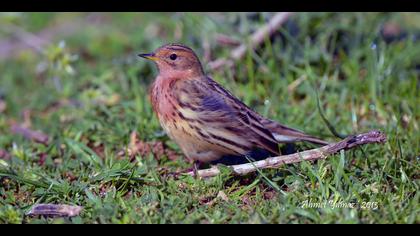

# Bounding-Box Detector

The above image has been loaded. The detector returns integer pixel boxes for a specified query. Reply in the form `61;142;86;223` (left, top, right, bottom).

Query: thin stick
10;123;50;145
231;12;293;60
1;23;48;54
187;130;387;178
209;12;293;70
27;204;83;218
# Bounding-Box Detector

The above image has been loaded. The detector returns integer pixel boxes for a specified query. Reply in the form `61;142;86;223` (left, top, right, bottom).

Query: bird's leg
193;160;201;179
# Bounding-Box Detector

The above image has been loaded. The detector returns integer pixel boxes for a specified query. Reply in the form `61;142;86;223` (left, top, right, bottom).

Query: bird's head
139;43;205;77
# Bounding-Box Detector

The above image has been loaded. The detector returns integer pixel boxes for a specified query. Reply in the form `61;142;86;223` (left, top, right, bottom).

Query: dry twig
10;123;50;145
0;99;6;113
215;34;241;47
27;204;83;218
208;12;293;70
187;130;387;178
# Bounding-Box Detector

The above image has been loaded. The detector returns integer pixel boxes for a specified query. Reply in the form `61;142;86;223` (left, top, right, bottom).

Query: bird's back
176;76;281;155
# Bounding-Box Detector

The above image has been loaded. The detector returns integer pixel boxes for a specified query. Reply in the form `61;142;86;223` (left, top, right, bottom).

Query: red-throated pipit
139;43;328;166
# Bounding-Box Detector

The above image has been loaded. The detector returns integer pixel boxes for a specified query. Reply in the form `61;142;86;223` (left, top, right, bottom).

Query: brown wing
260;118;330;145
174;77;280;156
205;77;329;146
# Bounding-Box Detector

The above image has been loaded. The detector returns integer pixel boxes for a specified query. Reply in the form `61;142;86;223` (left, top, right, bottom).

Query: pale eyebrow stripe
166;46;190;52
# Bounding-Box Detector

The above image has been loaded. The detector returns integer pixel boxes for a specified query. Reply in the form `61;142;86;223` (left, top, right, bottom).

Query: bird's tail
261;118;330;146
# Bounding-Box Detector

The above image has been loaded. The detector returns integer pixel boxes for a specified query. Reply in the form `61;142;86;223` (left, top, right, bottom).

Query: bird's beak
138;53;159;61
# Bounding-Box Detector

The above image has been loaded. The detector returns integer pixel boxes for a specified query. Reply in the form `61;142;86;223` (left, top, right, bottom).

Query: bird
139;43;329;167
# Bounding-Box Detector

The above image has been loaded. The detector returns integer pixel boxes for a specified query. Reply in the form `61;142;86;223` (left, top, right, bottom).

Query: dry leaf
0;149;11;160
0;100;6;113
10;123;49;145
27;204;83;217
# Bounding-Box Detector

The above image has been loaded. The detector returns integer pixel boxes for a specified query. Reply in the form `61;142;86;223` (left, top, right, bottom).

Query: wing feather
176;77;280;155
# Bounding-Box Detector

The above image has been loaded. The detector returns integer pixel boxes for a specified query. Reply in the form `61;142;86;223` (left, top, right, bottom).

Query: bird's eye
169;54;177;60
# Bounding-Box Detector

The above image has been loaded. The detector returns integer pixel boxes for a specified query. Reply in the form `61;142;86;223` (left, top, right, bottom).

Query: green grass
0;12;419;224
